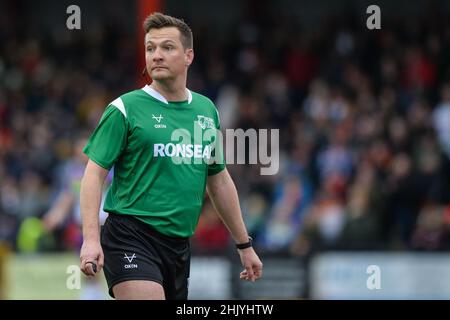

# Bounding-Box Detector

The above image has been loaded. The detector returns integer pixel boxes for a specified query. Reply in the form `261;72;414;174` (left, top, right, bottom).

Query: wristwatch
236;236;253;250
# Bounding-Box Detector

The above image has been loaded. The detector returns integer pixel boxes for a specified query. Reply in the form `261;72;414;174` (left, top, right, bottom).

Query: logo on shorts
123;253;138;269
124;253;136;262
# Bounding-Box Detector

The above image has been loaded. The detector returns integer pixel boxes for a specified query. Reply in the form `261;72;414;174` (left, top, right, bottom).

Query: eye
146;47;154;52
165;45;173;51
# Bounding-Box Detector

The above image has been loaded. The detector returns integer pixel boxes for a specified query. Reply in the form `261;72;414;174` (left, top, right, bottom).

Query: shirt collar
142;85;192;104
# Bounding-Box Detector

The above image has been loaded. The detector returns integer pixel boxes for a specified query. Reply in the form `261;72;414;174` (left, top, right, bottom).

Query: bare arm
207;169;263;281
42;192;74;231
79;159;109;276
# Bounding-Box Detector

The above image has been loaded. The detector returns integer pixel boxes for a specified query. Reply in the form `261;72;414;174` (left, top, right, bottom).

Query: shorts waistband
107;212;189;244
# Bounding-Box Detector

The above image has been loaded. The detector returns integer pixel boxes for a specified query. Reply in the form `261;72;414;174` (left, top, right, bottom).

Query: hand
80;239;104;276
238;247;263;282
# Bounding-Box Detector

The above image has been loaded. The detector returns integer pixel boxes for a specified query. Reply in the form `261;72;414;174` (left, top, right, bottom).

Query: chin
150;72;169;81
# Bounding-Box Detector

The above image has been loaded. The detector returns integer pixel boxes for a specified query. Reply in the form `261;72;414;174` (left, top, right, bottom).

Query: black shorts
101;213;190;300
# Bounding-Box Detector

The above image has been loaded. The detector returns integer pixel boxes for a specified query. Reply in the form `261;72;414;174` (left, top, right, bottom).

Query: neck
150;78;187;102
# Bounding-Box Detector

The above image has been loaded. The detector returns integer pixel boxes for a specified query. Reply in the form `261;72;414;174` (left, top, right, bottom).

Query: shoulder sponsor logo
152;114;166;128
197;115;215;129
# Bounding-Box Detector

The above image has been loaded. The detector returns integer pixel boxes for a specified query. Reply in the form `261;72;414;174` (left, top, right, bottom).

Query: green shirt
83;85;225;237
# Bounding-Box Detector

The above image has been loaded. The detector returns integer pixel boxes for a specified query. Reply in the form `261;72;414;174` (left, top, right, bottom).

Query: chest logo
152;114;163;123
152;114;166;128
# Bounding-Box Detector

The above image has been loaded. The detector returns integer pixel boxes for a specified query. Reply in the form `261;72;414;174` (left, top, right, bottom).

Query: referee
79;12;263;300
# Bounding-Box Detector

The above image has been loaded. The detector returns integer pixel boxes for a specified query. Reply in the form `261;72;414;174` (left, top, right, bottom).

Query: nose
152;47;163;62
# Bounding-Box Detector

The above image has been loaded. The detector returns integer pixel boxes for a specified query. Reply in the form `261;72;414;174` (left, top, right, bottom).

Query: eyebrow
145;39;177;46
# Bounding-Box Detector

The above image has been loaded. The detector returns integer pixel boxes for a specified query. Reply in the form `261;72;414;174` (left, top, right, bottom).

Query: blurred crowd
1;2;450;256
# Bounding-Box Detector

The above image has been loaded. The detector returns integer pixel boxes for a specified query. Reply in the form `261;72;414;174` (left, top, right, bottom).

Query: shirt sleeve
83;104;128;170
208;106;226;176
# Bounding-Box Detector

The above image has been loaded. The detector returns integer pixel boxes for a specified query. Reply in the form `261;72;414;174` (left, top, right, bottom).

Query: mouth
152;66;168;71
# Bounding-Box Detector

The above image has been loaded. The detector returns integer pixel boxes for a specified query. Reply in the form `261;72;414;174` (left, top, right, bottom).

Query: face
145;27;193;82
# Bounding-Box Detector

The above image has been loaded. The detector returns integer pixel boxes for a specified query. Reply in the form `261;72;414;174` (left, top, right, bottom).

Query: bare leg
112;280;165;300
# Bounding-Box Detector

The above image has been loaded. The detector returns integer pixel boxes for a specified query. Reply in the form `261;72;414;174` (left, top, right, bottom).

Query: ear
185;49;194;67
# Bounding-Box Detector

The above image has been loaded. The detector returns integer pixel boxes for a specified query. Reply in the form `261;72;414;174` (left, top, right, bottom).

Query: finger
97;253;104;273
86;263;94;275
245;266;255;281
81;260;96;276
240;270;249;281
242;269;253;281
86;261;97;275
253;268;262;280
80;259;87;275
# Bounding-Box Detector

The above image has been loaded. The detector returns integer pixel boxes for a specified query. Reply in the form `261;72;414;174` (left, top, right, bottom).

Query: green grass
4;252;109;300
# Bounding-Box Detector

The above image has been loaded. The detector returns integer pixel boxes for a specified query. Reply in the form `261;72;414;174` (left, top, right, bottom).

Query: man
79;12;263;300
